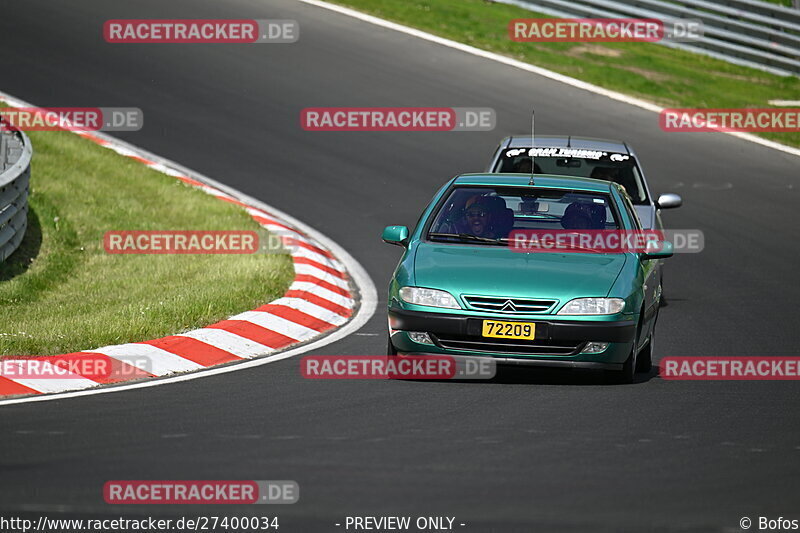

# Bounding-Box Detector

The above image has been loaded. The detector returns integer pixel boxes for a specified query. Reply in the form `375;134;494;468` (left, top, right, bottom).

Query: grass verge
0;116;294;356
327;0;800;147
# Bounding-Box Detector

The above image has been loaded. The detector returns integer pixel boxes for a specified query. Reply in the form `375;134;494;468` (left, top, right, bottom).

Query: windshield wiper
428;232;508;245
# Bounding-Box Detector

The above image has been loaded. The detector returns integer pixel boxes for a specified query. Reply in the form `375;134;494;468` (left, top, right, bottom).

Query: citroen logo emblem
501;300;517;312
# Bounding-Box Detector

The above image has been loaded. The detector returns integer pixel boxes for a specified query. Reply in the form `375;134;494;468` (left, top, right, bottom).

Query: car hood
413;243;628;303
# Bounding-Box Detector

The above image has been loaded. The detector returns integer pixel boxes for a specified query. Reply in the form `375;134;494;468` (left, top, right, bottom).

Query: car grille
462;295;556;314
431;334;584;356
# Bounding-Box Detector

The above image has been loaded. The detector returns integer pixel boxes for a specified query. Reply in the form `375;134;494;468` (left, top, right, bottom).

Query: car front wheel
637;319;656;374
605;312;642;384
606;344;636;384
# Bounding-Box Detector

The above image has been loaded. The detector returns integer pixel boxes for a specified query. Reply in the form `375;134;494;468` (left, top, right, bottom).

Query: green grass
0;121;294;356
329;0;800;147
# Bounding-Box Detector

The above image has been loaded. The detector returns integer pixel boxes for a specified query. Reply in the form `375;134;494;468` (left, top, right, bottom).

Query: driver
561;201;606;230
463;196;498;238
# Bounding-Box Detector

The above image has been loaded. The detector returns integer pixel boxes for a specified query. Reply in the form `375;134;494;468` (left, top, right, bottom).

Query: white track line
296;0;800;159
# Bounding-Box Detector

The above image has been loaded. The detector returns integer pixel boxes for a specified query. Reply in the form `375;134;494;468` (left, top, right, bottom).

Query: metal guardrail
0;118;32;263
499;0;800;76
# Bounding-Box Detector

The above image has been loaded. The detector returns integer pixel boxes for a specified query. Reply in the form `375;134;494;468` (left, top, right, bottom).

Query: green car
382;174;673;383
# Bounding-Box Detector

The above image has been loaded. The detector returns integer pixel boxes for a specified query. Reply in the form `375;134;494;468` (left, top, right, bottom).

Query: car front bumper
388;308;637;368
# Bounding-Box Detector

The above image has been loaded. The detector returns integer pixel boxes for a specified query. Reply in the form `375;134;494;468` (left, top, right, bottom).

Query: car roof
453;173;618;193
504;135;631;155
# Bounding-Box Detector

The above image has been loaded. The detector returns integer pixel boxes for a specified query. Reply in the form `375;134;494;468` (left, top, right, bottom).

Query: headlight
399;287;460;309
557;298;625;315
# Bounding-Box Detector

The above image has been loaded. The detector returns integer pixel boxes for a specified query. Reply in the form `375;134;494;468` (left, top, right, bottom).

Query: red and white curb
0;91;377;403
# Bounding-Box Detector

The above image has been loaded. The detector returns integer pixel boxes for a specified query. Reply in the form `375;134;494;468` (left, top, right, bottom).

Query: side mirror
642;240;673;260
382;225;409;247
657;193;682;209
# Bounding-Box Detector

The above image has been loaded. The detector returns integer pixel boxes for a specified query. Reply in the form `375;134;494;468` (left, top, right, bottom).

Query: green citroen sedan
382;174;673;383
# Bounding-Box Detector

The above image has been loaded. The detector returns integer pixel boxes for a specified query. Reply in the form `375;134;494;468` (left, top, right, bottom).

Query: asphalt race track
1;0;799;531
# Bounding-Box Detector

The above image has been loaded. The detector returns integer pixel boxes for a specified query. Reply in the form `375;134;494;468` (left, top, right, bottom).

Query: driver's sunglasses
466;210;488;218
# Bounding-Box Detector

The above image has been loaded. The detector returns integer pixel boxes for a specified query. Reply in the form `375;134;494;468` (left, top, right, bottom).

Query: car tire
606;346;636;384
387;335;398;356
636;337;653;374
637;314;656;373
636;300;659;372
605;311;642;384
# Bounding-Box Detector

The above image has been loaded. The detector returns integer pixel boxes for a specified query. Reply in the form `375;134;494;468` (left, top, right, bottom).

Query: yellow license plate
482;320;536;340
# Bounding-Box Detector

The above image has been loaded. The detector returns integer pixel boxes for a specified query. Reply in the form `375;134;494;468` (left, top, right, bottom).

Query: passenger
590;166;619;181
590;166;641;200
561;201;606;230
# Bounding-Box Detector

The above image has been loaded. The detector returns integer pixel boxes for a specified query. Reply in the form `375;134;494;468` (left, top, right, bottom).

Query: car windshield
427;186;620;245
493;147;648;204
